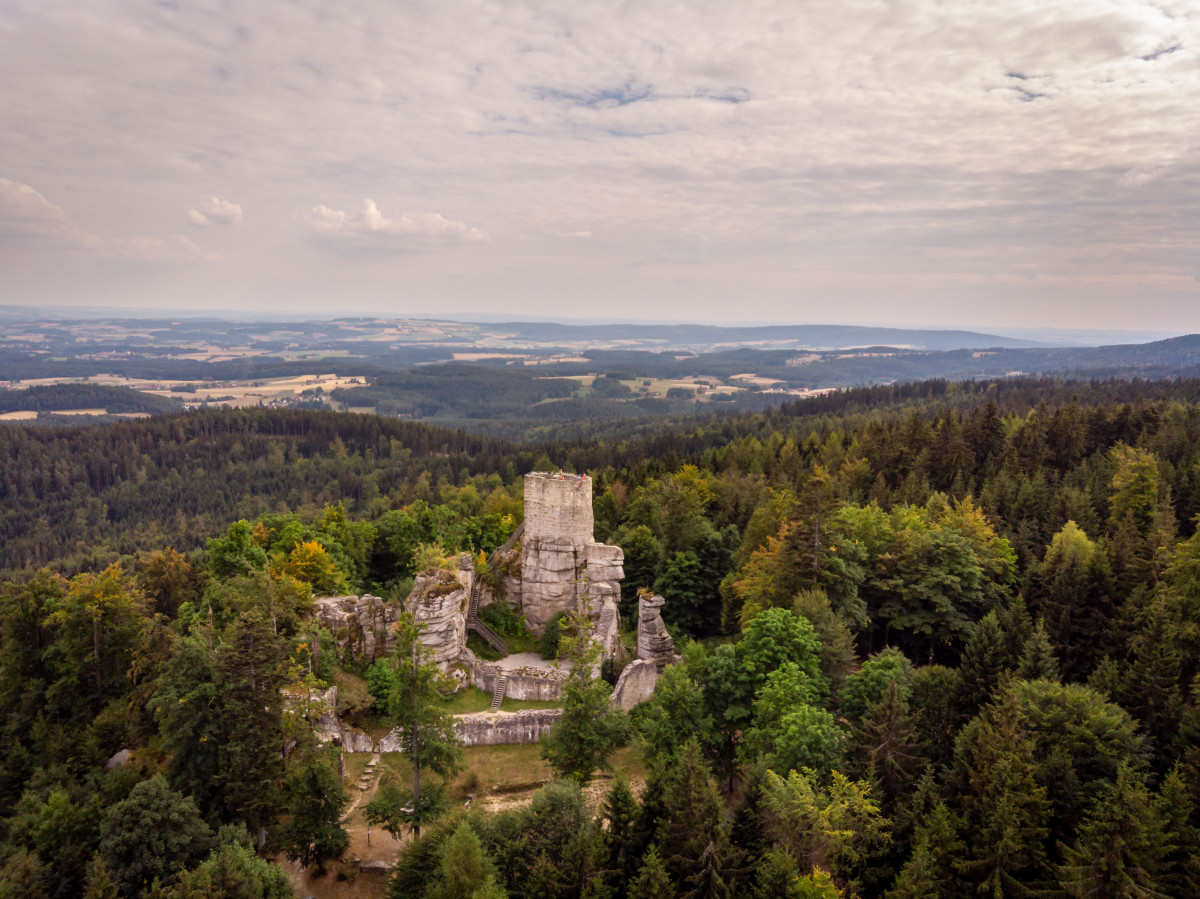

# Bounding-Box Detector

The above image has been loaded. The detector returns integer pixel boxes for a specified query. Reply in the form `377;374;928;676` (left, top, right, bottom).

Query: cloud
188;197;243;227
0;178;219;262
304;199;488;248
0;178;102;249
1;1;1199;325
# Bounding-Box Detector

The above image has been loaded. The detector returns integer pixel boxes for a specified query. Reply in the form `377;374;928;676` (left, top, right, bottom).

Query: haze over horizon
2;1;1198;330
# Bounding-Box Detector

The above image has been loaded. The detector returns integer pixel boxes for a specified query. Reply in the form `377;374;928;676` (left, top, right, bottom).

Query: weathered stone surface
360;860;393;874
612;659;660;710
472;660;569;701
516;473;626;636
406;570;469;666
105;749;132;771
312;594;399;664
453;709;565;746
524;472;594;545
592;596;622;663
637;593;675;670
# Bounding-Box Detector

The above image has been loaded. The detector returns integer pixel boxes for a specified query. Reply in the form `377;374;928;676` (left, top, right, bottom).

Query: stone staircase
491;674;508;709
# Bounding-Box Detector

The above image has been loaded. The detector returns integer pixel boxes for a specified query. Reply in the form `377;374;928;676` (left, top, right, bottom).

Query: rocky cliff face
312;594;399;665
406;569;470;666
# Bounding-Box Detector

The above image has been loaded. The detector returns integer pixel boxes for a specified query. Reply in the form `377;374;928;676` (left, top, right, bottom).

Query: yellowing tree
283;541;345;595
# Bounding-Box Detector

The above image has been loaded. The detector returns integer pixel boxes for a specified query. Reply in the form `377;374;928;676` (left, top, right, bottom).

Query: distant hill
491;321;1039;350
0;384;182;416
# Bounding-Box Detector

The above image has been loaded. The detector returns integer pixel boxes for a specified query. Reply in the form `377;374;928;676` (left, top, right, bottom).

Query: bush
538;611;566;660
478;601;529;639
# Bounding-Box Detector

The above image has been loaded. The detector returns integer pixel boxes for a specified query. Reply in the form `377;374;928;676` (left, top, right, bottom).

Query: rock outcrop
405;569;470;666
612;658;660;710
312;594;400;664
636;593;675;670
515;472;625;635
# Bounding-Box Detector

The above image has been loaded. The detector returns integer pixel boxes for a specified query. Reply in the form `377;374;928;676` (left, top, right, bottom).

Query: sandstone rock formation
612;658;660;710
636;592;675;671
405;569;470;666
312;594;399;664
514;472;625;634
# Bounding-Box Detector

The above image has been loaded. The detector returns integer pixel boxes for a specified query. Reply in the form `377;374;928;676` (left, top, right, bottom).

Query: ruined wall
524;472;594;544
453;709;565;747
472;661;569;701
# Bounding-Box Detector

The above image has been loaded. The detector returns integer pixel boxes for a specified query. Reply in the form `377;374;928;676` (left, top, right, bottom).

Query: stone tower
514;472;624;634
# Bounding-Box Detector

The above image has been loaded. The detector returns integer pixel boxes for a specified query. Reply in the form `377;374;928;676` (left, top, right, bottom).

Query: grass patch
441;686;562;715
440;742;646;797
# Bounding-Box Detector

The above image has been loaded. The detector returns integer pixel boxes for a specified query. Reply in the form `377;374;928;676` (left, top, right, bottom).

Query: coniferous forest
2;376;1200;897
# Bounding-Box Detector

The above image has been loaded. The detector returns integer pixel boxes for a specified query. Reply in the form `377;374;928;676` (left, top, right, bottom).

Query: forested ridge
1;376;1199;897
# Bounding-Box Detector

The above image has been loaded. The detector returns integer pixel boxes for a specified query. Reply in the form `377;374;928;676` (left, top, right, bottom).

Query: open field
5;373;367;409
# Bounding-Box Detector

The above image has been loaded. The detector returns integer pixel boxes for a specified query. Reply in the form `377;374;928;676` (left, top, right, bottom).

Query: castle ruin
315;471;674;750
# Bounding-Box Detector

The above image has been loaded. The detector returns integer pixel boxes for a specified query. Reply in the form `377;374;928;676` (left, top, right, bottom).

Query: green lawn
440;686;563;715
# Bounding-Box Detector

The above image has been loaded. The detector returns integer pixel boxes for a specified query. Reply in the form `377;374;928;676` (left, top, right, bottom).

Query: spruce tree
954;699;1050;896
657;741;733;890
955;612;1010;719
386;614;462;838
630;846;673;899
850;680;923;811
1016;620;1060;682
601;773;642;897
1058;765;1165;898
427;822;497;899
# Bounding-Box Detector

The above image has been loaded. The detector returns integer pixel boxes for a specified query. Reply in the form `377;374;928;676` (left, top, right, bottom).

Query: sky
1;0;1198;330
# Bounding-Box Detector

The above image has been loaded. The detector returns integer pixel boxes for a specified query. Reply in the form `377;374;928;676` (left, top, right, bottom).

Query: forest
0;375;1199;897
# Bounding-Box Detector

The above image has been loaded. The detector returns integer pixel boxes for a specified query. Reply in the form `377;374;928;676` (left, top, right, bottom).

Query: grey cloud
0;1;1197;326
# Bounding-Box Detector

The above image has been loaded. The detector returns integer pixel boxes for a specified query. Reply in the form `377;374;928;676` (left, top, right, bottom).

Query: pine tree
657;741;732;890
955;612;1010;719
1058;765;1165;898
630;846;673;899
386;614;462;838
1016;620;1060;681
601;773;642;897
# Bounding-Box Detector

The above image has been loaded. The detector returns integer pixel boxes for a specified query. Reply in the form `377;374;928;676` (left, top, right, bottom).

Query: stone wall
453;709;565;747
473;661;569;701
612;658;660;710
524;472;594;545
365;709;563;752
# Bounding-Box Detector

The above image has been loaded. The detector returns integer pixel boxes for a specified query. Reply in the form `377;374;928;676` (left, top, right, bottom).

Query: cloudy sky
1;0;1197;329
